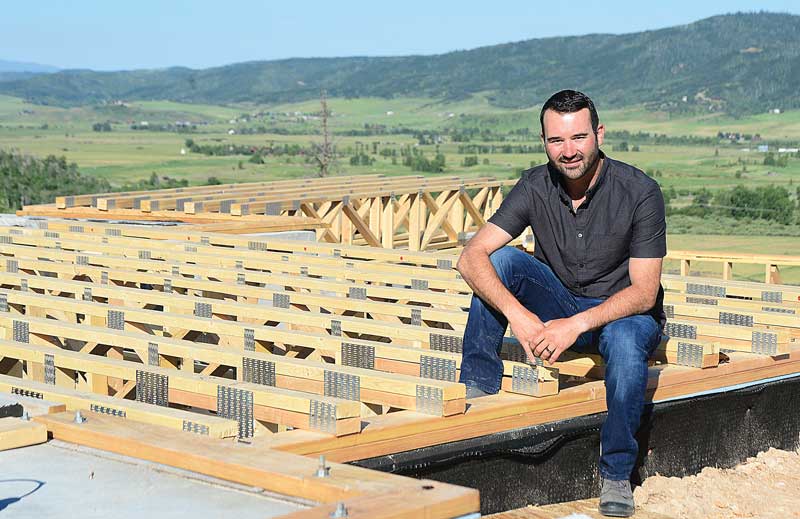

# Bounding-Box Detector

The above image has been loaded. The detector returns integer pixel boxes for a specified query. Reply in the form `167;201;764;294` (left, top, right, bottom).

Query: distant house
771;108;782;114
228;129;236;135
757;144;769;152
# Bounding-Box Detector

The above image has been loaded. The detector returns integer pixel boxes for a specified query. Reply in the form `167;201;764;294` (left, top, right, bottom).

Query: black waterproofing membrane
355;375;800;515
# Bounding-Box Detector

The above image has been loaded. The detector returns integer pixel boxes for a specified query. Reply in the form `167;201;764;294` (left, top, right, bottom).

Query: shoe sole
598;506;634;518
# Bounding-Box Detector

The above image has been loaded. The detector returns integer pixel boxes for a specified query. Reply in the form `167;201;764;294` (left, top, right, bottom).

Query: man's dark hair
539;90;599;136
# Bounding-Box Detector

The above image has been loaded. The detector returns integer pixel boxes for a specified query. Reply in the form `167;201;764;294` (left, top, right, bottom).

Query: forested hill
2;12;798;114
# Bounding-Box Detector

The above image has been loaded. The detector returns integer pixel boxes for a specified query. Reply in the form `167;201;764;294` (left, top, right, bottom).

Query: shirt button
577;233;583;238
579;263;585;268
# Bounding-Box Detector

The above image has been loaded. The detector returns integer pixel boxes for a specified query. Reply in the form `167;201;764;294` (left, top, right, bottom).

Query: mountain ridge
1;12;797;115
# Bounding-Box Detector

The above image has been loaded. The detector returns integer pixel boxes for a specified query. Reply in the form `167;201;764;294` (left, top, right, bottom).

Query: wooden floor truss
0;220;797;517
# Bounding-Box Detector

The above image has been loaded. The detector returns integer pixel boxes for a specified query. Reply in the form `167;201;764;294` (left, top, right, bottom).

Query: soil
487;447;800;518
634;447;800;518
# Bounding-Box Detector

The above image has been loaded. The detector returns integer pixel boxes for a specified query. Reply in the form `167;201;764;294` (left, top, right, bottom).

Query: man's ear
595;124;605;147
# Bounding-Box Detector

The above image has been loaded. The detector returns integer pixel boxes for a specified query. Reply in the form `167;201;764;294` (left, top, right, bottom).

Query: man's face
541;108;605;181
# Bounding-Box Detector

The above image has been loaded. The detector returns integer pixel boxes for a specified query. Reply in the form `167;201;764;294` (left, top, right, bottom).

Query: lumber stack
19;174;516;250
0;223;796;438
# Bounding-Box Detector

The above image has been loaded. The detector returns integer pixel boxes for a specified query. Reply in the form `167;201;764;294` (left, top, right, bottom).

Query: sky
2;0;799;71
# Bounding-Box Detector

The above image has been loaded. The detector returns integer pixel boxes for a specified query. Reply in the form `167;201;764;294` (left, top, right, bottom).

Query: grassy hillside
2;13;799;115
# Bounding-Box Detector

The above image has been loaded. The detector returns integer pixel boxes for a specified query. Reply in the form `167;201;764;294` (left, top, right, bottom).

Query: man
456;90;666;518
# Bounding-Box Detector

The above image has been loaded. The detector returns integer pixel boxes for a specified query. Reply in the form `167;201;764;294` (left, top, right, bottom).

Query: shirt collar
550;151;609;206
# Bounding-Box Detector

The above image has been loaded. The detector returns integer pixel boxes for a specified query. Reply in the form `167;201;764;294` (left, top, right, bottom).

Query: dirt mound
635;447;800;518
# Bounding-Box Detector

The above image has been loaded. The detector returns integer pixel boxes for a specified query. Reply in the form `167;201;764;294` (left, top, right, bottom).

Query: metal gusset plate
762;306;795;314
82;288;92;302
184;244;197;253
751;331;779;356
411;279;429;290
219;200;232;213
216;386;254;439
348;287;366;300
0;236;11;244
272;293;290;309
410;308;422;326
175;198;190;211
511;365;540;396
6;260;18;273
309;399;337;434
237;273;246;285
147;342;159;367
0;293;7;312
242;357;276;387
664;305;675;319
44;231;59;239
44;354;55;385
265;202;282;216
243;328;255;352
36;221;48;229
341;342;374;369
419;355;457;382
330;320;342;337
182;421;209;436
69;225;84;233
12;387;42;399
163;279;172;293
761;291;782;303
719;312;754;327
20;279;28;292
135;370;168;407
76;255;89;266
429;333;463;354
675;342;704;368
415;385;444;415
101;271;109;285
436;259;453;270
12;320;29;343
248;241;267;251
665;322;697;340
138;250;151;260
686;283;726;298
107;310;125;330
90;404;126;418
194;302;212;318
686;297;717;305
106;228;121;237
324;371;361;401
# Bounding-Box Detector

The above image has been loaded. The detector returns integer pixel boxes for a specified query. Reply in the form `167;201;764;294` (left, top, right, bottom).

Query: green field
2;93;799;277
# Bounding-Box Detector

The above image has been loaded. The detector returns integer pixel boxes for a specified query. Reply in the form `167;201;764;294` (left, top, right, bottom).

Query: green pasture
665;234;800;285
2;94;800;248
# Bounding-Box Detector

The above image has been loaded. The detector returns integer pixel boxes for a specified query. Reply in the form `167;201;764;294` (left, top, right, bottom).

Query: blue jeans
459;246;661;481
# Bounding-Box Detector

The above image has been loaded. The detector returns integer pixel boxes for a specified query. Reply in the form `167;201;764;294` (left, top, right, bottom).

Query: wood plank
0;418;47;451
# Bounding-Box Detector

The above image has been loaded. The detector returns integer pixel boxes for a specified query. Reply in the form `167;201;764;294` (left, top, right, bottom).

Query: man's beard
548;145;600;181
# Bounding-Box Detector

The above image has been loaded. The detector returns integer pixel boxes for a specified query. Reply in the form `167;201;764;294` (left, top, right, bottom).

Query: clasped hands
509;309;586;365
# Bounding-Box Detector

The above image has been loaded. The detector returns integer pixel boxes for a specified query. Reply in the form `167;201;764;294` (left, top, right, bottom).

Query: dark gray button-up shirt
488;153;667;327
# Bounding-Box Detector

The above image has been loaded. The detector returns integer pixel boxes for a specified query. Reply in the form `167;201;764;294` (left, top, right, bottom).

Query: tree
309;90;339;177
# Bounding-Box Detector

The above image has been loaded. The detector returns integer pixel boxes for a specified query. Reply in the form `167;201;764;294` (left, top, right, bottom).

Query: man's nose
562;139;576;157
